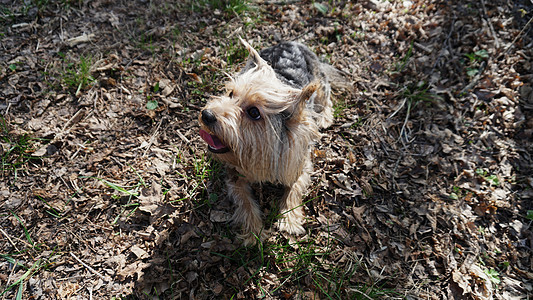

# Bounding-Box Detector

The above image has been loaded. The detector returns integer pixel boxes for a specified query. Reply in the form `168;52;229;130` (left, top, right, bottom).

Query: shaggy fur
199;38;342;245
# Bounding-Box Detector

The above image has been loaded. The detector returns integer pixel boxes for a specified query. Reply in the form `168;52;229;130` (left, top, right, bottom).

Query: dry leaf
186;72;203;83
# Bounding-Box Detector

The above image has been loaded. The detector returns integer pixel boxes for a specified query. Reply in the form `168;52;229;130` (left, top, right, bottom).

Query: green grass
0;114;59;298
0;116;40;182
268;239;342;297
60;54;96;96
390;41;414;75
77;165;150;225
333;100;345;118
136;32;157;56
208;229;396;299
483;268;501;285
95;175;144;225
0;212;58;298
401;81;438;106
11;212;37;249
0;0;79;26
186;0;253;16
388;81;440;143
225;38;249;65
0;258;46;298
0;251;57;299
174;151;222;207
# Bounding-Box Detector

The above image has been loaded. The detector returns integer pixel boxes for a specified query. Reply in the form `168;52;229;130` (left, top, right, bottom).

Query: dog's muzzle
199;109;230;154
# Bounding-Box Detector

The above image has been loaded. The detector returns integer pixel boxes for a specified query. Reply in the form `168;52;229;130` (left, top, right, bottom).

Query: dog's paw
316;112;333;128
238;230;268;246
277;217;305;235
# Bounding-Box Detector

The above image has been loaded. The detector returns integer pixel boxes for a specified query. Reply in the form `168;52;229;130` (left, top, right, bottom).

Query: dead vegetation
1;0;532;299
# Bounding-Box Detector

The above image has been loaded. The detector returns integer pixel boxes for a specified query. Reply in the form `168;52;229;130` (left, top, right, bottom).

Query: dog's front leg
277;159;312;235
226;169;264;245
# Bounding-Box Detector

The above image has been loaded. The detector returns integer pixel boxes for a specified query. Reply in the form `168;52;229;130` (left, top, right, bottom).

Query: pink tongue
199;129;226;150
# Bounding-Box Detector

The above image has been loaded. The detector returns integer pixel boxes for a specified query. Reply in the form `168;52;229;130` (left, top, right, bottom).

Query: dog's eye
228;91;234;98
247;107;261;120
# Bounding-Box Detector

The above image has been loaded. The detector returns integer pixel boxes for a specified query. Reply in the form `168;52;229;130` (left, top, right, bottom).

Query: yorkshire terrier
198;38;345;245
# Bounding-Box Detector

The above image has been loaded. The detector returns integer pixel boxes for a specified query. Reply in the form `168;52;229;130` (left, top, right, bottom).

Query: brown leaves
117;261;150;281
451;264;494;300
1;0;532;299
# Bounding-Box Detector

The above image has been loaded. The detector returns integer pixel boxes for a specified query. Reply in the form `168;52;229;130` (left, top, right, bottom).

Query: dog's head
198;38;320;183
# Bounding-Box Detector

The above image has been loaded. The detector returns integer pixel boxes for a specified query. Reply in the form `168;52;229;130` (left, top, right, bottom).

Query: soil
1;0;532;299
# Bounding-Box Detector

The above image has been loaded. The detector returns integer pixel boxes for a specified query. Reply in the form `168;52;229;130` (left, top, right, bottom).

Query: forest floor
1;0;533;299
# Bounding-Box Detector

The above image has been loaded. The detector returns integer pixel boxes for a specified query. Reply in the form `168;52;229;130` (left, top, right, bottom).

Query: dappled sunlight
0;0;531;298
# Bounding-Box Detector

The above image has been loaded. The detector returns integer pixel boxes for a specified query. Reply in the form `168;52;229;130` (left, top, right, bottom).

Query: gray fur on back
242;41;328;89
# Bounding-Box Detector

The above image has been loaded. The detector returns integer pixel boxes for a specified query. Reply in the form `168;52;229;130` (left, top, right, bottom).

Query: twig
70;252;106;281
459;60;487;95
503;14;533;55
3;262;17;300
62;108;85;132
399;99;414;145
142;117;164;157
480;0;500;49
387;97;407;120
5;102;11;116
0;228;19;252
431;15;456;72
386;95;414;145
348;287;374;300
70;141;89;160
176;129;191;144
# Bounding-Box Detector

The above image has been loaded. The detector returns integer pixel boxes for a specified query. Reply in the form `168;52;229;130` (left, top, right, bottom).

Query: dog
198;38;345;245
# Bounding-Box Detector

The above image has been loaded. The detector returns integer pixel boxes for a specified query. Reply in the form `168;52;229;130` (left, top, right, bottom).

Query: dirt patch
1;0;532;298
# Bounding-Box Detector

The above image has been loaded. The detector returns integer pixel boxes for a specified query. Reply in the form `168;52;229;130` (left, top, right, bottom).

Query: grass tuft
187;0;253;16
0;258;45;297
0;116;40;183
174;152;223;207
93;176;143;225
59;54;96;96
208;227;394;299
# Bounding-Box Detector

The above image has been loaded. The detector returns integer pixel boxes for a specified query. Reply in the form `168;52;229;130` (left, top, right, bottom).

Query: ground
1;0;532;299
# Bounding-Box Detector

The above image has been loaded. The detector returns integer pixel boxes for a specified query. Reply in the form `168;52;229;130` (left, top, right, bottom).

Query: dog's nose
201;109;217;125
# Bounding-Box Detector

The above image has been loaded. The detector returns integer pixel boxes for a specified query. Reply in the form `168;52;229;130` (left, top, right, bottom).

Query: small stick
62;108;85;131
459;61;487;95
504;15;533;55
142;117;164;157
176;129;190;144
481;0;500;49
70;252;106;281
0;228;19;252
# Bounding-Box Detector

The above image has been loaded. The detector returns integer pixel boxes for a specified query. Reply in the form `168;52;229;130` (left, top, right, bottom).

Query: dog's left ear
239;37;269;69
285;81;320;120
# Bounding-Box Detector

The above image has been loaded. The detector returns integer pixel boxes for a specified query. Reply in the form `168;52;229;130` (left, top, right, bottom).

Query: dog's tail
320;63;353;91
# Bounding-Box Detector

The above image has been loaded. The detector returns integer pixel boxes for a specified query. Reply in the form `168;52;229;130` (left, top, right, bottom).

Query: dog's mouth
199;129;230;154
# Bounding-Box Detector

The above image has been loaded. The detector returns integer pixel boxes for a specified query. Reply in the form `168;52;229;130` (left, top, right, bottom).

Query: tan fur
199;39;334;245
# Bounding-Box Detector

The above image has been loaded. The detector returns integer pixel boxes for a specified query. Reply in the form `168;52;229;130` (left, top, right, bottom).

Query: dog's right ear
239;37;269;69
296;81;320;111
284;81;320;121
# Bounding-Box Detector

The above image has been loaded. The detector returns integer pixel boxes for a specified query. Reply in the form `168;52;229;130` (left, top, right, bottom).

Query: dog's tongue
199;129;226;150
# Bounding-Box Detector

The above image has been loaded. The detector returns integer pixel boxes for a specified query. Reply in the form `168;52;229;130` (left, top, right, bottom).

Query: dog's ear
284;81;320;121
298;81;320;104
239;37;269;69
